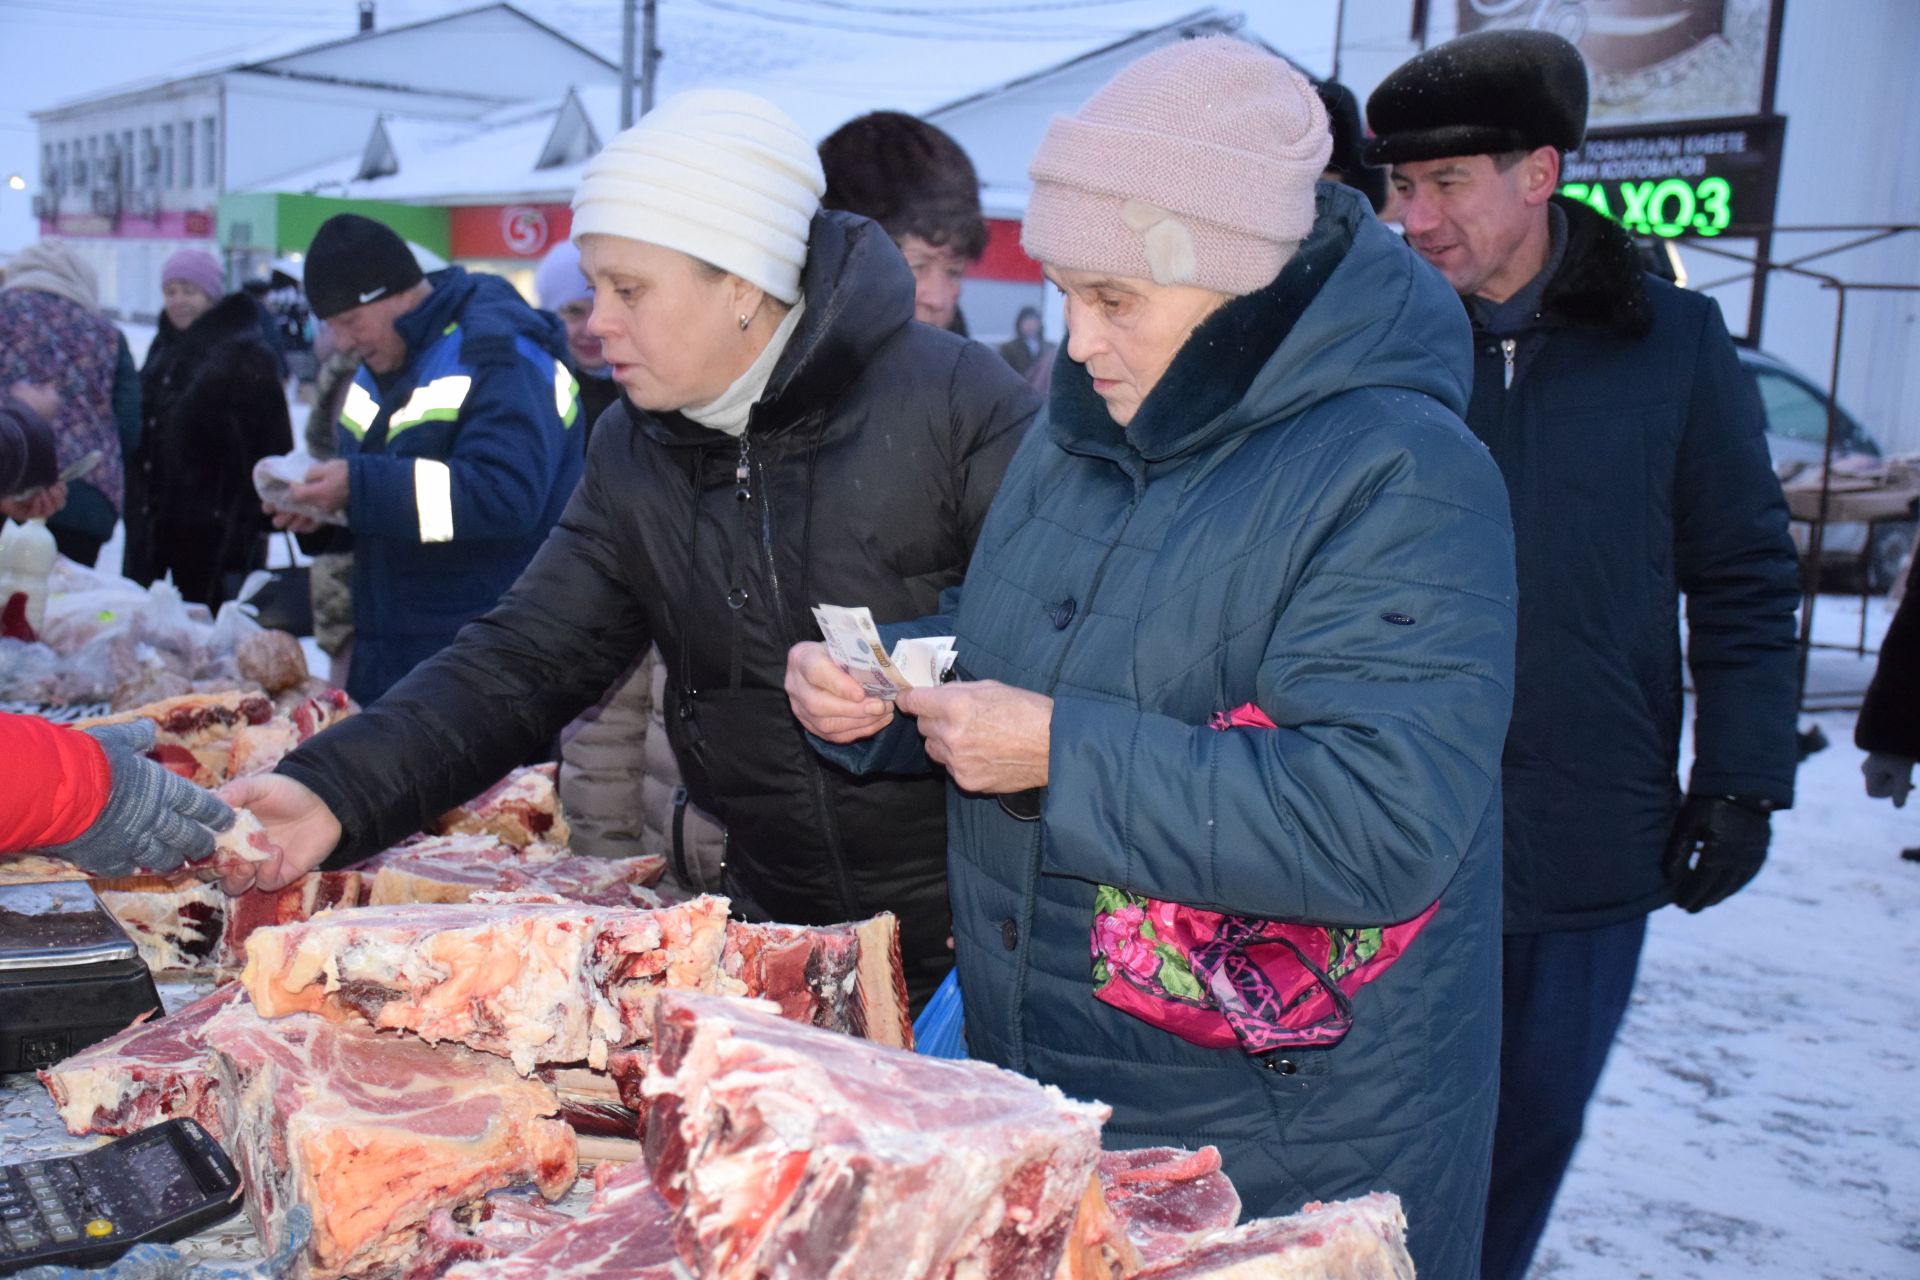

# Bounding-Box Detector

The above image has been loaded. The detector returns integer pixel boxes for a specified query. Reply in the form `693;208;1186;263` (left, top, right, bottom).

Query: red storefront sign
969;217;1043;284
449;204;574;259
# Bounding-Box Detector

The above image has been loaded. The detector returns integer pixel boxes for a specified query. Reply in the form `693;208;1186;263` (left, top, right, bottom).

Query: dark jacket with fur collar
1465;196;1799;933
127;292;291;604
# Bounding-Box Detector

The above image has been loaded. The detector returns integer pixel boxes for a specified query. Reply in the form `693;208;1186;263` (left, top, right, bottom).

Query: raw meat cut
437;763;571;848
1097;1147;1242;1265
0;853;86;884
240;895;734;1072
228;688;355;777
205;806;286;879
539;1064;641;1138
1132;1193;1413;1280
643;991;1108;1280
721;914;912;1048
607;1046;653;1121
443;1155;684;1280
204;1002;577;1280
216;869;369;979
37;983;244;1138
365;834;664;908
400;1192;575;1280
77;690;275;786
94;873;225;973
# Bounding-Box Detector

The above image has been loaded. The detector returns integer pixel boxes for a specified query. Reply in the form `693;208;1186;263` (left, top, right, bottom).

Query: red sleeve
0;713;112;852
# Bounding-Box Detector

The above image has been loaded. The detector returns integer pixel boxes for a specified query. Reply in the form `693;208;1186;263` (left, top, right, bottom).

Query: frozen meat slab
644;991;1108;1280
1132;1192;1414;1280
442;1157;684;1280
1096;1146;1242;1265
436;762;572;847
240;895;733;1072
205;1003;577;1280
37;983;245;1138
365;833;664;908
721;914;912;1049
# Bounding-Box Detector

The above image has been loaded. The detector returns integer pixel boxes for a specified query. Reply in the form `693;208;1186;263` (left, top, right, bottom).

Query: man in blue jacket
1369;31;1801;1280
272;215;583;704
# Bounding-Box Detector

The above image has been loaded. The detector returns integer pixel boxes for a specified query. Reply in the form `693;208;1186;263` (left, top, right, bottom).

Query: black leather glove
1661;794;1772;914
39;721;235;877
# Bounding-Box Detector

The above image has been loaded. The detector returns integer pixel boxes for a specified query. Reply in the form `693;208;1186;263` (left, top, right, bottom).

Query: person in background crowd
1313;78;1387;214
819;111;988;335
0;714;233;871
1366;30;1801;1280
0;240;137;566
1858;553;1918;853
534;240;622;441
790;37;1514;1279
127;249;292;609
266;214;583;705
995;304;1056;392
227;91;1039;1011
1;381;62;517
303;318;359;688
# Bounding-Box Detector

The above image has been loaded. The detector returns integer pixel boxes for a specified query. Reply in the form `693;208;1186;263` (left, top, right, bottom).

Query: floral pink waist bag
1090;704;1438;1055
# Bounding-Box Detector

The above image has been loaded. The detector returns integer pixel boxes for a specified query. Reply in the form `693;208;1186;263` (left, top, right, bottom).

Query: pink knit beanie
1022;36;1331;297
161;248;224;303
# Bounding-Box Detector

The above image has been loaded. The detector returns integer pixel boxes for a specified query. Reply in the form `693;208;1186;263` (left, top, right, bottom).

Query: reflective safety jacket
335;267;583;703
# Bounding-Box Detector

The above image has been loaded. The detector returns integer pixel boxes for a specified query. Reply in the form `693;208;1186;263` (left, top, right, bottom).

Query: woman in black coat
127;251;292;607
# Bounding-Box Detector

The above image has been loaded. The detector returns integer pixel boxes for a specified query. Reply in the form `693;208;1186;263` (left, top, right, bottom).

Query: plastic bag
912;968;967;1059
254;451;347;526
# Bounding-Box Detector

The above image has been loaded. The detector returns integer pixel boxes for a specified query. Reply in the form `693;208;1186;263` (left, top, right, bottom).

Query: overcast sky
0;0;1340;255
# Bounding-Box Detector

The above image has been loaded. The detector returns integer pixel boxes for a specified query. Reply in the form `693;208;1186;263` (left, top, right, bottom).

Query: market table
1;979;602;1274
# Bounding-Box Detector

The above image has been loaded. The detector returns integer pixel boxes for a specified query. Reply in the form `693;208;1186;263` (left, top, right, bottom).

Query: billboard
1558;115;1785;238
1456;0;1782;127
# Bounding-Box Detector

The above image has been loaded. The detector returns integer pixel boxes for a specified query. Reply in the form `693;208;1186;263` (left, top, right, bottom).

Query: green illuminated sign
1558;116;1784;241
1559;176;1736;239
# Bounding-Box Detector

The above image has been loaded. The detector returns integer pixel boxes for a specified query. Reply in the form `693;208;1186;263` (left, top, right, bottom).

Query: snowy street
1533;595;1919;1279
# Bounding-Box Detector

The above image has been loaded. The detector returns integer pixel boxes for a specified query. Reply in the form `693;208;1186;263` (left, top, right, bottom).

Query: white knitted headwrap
571;90;826;305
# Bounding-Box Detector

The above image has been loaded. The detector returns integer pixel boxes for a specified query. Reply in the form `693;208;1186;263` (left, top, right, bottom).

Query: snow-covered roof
250;2;1270;208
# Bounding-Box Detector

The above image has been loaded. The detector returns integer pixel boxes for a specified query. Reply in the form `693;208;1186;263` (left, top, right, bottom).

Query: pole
1331;0;1347;81
641;0;660;116
1793;285;1846;704
620;0;637;129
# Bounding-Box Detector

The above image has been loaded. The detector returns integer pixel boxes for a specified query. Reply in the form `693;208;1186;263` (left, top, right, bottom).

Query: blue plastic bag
912;968;967;1059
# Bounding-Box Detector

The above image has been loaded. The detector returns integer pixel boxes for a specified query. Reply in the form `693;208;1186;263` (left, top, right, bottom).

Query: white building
29;3;615;319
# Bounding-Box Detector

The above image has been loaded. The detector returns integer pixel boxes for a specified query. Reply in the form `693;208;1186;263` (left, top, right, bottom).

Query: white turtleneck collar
683;297;807;438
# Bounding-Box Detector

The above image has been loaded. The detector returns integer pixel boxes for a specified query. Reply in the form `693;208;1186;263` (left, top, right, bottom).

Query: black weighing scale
0;879;163;1075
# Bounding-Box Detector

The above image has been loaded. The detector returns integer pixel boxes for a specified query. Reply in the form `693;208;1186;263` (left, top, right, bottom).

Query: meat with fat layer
215;870;369;979
721;914;912;1049
204;1001;577;1280
1095;1147;1242;1266
239;895;734;1072
365;833;663;908
399;1192;575;1280
436;763;571;848
442;1156;683;1279
644;990;1109;1280
36;983;245;1139
1131;1192;1414;1280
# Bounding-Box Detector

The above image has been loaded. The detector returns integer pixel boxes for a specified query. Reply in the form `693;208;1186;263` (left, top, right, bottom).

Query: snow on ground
1531;592;1919;1279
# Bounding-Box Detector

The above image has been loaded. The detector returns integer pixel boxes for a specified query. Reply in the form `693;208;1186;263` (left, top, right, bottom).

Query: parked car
1736;345;1916;593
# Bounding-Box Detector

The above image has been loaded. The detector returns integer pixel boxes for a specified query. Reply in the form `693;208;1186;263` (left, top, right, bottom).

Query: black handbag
227;532;314;636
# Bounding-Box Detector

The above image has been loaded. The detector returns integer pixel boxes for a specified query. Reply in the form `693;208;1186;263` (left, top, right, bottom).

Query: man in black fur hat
1369;29;1801;1280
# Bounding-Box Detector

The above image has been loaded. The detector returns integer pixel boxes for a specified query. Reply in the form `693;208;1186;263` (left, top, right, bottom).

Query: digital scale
0;879;162;1075
0;1118;244;1273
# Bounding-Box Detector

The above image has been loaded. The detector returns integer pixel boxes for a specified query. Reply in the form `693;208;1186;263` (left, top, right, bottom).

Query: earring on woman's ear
738;312;750;331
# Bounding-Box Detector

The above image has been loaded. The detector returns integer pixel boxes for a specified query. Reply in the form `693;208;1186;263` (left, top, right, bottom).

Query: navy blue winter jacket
821;185;1517;1280
1468;198;1799;933
334;268;582;703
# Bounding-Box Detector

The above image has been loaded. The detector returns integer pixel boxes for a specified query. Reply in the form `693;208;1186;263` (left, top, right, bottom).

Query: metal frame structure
1685;224;1920;711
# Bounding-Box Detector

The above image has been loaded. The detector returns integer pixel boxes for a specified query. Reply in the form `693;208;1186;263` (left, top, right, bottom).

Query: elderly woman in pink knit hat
792;36;1517;1277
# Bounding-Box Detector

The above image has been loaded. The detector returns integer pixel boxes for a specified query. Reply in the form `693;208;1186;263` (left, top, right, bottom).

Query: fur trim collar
1539;196;1655;340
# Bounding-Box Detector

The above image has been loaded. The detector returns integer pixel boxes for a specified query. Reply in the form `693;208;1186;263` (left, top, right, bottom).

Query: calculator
0;1118;243;1274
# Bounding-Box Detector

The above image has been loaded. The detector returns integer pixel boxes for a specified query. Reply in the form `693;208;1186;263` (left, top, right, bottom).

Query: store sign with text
1558;115;1784;238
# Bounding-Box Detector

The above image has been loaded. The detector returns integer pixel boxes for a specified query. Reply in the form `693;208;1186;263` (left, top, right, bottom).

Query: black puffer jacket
279;212;1039;1004
126;292;292;605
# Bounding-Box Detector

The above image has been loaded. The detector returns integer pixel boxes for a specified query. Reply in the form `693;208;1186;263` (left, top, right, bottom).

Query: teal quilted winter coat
821;185;1516;1278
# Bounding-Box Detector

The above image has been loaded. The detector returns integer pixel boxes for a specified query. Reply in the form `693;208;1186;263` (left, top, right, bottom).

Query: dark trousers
1482;915;1649;1280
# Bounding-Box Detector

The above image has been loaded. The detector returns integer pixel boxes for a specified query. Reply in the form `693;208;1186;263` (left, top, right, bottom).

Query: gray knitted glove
39;721;235;876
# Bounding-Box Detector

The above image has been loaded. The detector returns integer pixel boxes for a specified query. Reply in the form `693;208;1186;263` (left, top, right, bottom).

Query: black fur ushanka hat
1364;29;1589;167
